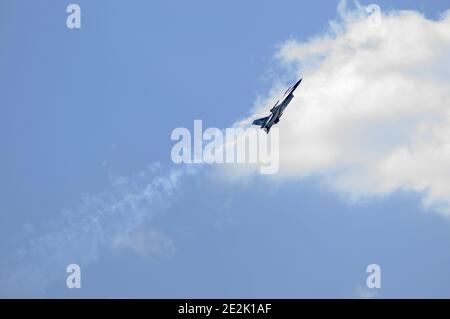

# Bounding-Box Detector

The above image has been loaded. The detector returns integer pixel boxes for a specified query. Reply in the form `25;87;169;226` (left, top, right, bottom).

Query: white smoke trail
1;163;197;296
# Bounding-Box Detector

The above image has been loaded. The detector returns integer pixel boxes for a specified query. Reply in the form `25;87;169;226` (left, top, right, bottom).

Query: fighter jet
252;78;302;133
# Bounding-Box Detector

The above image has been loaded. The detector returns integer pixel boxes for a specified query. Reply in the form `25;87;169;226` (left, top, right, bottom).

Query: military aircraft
252;78;302;133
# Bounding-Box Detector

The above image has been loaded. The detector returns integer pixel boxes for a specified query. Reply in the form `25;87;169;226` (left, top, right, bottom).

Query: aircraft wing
252;116;270;126
270;104;281;113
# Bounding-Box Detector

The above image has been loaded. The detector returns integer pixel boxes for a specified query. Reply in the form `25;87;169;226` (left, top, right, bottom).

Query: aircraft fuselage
262;92;294;133
252;78;302;133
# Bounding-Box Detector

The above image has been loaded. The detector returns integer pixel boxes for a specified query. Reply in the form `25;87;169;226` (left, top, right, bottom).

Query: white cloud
236;1;450;216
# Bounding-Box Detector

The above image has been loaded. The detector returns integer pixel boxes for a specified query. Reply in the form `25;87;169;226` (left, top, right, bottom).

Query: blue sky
1;0;450;297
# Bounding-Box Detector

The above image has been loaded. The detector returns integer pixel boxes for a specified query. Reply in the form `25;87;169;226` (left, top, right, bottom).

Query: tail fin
252;116;270;127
